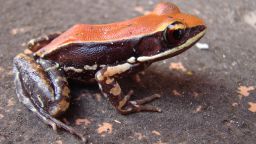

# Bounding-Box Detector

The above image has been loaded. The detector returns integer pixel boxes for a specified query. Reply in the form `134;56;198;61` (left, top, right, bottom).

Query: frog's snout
189;25;206;37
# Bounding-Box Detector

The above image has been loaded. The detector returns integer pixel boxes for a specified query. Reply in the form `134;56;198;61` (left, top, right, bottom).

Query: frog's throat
137;29;206;62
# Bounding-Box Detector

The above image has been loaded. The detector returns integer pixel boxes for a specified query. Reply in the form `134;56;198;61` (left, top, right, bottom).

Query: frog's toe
130;94;161;105
130;104;162;113
129;94;161;113
118;94;162;114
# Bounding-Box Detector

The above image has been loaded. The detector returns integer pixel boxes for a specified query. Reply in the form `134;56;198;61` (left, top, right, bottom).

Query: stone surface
0;0;256;143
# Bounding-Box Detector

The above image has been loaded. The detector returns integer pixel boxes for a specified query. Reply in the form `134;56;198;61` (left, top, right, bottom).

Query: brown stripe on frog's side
37;38;141;66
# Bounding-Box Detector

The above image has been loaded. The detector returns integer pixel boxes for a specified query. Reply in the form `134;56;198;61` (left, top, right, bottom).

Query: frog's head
137;2;206;62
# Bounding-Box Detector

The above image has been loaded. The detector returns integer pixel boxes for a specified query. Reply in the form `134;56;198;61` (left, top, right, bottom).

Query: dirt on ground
0;0;256;144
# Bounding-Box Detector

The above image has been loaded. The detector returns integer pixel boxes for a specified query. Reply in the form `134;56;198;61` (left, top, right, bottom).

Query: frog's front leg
13;53;85;142
95;63;161;114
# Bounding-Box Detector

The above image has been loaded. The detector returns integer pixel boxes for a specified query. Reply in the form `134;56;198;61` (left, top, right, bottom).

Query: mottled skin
13;2;206;142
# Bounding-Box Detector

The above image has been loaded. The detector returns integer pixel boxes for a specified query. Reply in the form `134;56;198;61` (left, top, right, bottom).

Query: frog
13;2;206;141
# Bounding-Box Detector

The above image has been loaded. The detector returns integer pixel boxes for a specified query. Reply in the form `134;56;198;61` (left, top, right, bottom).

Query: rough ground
1;0;256;144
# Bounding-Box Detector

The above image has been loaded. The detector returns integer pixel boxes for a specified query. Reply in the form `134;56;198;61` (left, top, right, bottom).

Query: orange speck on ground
193;105;203;113
0;67;4;74
75;118;91;126
7;98;15;107
54;140;63;144
0;67;13;77
237;86;255;98
232;103;238;107
134;6;150;15
248;102;256;112
0;114;4;119
7;70;13;76
169;62;187;72
152;130;161;136
10;27;31;35
134;132;146;140
172;90;182;96
97;122;113;137
134;6;144;13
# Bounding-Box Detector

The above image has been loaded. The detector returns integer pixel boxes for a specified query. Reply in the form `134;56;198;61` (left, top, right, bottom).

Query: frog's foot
95;64;161;115
119;91;161;114
13;53;86;142
27;32;61;52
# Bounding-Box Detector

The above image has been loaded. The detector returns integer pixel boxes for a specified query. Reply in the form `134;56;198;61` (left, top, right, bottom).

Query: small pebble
196;42;209;50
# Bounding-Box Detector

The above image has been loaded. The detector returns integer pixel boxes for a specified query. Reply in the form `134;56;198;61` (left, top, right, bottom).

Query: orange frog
13;2;206;141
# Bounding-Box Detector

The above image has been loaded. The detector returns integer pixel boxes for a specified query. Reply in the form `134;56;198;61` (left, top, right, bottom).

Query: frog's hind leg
27;32;62;52
95;63;161;115
13;53;86;142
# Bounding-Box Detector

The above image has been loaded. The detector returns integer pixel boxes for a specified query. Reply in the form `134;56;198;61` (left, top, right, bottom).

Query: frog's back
36;14;173;57
52;14;171;42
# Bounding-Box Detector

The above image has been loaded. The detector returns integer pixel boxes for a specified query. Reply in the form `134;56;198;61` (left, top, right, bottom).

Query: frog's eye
164;22;187;46
172;29;186;40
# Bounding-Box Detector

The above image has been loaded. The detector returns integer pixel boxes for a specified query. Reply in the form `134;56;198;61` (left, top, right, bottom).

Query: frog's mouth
137;25;206;62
